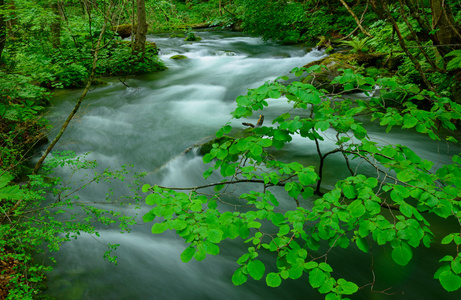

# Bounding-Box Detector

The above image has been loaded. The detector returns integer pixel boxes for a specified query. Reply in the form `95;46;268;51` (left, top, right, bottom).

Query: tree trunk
431;0;459;44
430;0;461;59
51;2;61;48
58;1;66;22
133;0;147;58
0;0;6;60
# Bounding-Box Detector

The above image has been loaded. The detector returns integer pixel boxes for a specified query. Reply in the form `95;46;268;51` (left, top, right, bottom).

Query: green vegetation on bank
1;0;461;299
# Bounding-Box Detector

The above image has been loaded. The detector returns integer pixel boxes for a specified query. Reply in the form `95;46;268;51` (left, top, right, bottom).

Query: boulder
113;24;135;38
170;55;187;59
302;52;386;93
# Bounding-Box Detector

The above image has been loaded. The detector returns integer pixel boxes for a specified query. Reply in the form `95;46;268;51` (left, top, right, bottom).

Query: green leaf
180;246;196;263
204;240;220;255
274;129;290;141
441;234;454;245
195;243;207;261
304;261;319;270
151;222;168;234
309;268;325;288
348;200;365;218
315;120;330;131
356;237;369;253
207;229;223;243
319;262;333;273
392;243;412;266
232;268;248;286
191;201;202;212
319;277;335;294
142;210;156;223
142;184;150;193
439;270;461;292
337;278;359;295
248;260;266;280
248;221;261;229
145;193;160;205
266;272;282;287
325;293;341;300
258;138;272;147
343;185;356;199
452;260;461;275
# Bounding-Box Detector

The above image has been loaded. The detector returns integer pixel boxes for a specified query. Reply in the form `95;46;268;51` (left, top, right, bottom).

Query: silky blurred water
41;30;461;300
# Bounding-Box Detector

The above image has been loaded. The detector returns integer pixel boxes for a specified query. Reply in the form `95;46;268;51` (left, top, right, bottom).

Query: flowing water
41;31;461;300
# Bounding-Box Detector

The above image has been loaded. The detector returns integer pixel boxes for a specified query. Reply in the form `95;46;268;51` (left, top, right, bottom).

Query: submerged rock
170;55;188;60
184;32;202;42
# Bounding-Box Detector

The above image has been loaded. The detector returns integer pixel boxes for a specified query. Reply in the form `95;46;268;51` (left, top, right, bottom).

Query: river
41;30;461;300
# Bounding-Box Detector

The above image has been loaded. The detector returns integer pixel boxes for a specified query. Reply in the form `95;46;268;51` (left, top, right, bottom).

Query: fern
340;36;371;54
445;50;461;70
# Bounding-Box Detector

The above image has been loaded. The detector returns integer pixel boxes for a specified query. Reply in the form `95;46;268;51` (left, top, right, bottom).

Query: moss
301;52;387;93
113;24;135;39
170;55;188;60
184;33;202;42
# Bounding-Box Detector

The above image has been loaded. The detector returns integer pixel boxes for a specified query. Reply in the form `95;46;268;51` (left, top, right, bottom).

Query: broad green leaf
304;261;318;270
441;234;454;245
343;185;356;199
356;237;369;253
439;270;461;292
315;120;330;131
207;229;223;243
232;268;248;286
274;129;290;141
248;260;265;280
195;244;207;261
266;272;282;287
180;246;196;263
325;293;341;300
145;193;161;205
142;184;150;193
319;277;335;294
337;278;358;295
248;221;262;229
392;243;412;266
309;268;325;288
204;241;220;255
258;138;272;147
399;202;413;218
288;264;304;279
191;201;202;212
348;200;365;218
319;262;333;273
142;210;156;223
151;222;168;234
452;260;461;275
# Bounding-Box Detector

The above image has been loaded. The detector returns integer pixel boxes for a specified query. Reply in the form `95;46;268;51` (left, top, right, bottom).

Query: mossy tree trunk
0;0;5;60
430;0;461;60
133;0;147;58
51;1;61;48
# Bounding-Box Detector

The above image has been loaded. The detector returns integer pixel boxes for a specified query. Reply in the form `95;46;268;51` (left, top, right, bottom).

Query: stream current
42;31;461;300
